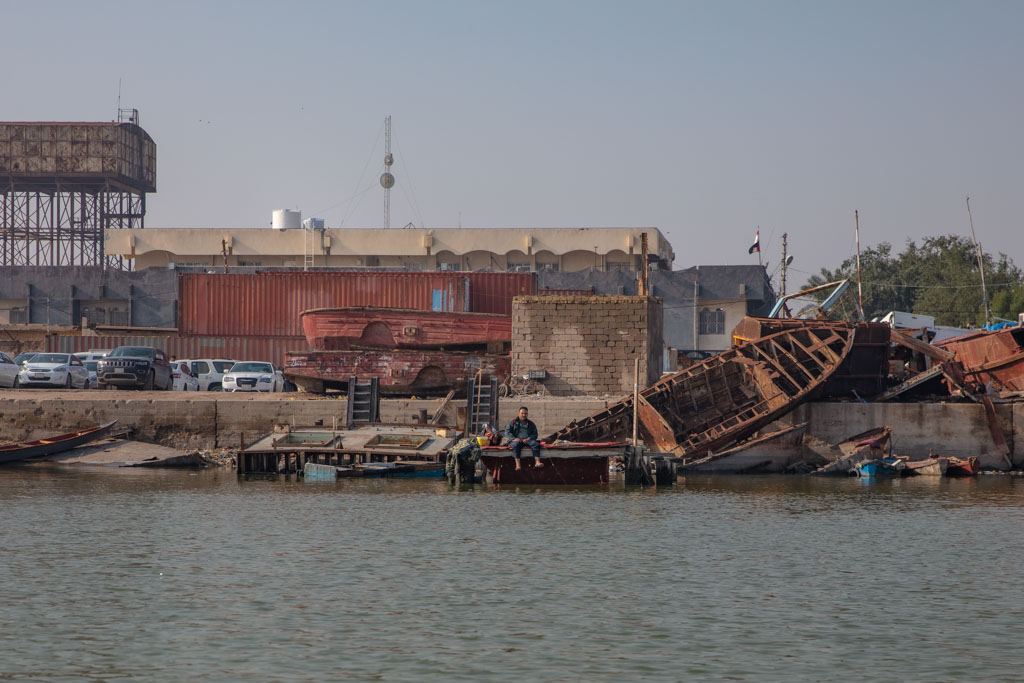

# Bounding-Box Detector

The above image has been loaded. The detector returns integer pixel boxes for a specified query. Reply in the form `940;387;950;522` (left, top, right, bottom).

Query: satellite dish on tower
380;172;395;189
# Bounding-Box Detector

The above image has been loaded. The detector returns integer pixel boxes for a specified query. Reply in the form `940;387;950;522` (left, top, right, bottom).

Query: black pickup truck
96;346;173;390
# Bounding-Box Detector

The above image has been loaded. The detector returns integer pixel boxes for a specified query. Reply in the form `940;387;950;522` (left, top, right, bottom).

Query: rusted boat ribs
546;325;854;460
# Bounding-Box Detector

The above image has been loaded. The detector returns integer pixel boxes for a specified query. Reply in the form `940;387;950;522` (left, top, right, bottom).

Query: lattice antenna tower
380;116;395;229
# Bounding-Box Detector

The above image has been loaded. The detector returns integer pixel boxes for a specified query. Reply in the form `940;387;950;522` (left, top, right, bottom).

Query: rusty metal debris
546;323;855;460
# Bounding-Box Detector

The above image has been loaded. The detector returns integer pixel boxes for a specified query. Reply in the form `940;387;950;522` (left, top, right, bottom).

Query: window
699;308;725;336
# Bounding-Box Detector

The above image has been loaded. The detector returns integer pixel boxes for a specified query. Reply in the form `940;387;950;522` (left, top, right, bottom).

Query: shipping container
466;272;537;315
178;272;471;338
46;334;310;371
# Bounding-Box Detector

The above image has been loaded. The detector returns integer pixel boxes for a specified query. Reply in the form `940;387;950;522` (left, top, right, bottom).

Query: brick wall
511;295;663;396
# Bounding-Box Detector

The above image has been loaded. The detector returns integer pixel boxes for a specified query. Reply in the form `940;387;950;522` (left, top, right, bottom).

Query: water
2;464;1022;681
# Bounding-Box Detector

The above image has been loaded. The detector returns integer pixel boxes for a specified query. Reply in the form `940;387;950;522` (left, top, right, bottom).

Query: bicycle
498;373;547;398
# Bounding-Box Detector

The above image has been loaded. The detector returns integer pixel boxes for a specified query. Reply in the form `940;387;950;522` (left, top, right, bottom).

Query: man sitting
504;406;543;471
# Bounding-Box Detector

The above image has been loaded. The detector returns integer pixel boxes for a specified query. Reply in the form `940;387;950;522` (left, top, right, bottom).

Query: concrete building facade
537;265;776;358
104;227;674;273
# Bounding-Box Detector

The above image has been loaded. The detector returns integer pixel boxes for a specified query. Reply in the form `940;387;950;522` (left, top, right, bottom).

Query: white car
18;353;90;389
221;362;284;392
170;361;200;391
0;352;20;388
179;358;236;391
83;360;100;389
74;350;111;363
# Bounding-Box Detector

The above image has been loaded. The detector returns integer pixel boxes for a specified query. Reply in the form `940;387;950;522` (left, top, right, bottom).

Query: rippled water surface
1;463;1022;681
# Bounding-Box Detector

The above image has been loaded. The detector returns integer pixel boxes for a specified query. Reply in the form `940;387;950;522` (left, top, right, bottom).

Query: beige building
105;227;674;272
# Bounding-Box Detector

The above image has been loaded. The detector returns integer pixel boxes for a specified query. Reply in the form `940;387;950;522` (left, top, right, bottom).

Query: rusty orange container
178;272;471;338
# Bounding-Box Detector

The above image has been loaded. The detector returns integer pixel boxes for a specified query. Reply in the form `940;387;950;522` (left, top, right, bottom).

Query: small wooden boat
480;442;628;485
300;307;513;351
946;456;980;477
0;421;119;465
855;457;906;478
903;457;948;477
677;422;808;473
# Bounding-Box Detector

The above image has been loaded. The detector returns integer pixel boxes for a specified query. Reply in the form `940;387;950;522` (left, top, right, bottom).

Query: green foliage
802;235;1023;326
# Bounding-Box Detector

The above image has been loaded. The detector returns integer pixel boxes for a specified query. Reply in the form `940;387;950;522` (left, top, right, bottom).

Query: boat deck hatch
363;433;430;449
271;432;344;449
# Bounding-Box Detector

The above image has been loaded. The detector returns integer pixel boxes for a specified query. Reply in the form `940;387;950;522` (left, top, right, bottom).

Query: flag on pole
748;230;760;254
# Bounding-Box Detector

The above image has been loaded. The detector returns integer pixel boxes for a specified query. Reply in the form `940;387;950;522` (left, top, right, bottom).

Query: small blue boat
855;457;906;478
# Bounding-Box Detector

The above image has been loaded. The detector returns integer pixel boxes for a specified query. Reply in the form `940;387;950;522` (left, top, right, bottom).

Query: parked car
13;352;38;368
18;353;90;389
96;346;173;390
83;360;99;389
221;362;284;392
179;358;237;391
74;350;111;363
170;361;200;391
0;352;21;388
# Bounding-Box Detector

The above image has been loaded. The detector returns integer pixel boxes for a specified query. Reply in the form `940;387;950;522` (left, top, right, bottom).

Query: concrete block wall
511;295;663;396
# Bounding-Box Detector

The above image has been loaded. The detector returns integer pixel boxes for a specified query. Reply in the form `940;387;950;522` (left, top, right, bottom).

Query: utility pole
638;232;650;296
780;232;788;297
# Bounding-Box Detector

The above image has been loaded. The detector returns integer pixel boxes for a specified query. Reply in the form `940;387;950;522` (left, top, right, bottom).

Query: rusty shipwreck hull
300;307;512;351
732;317;891;399
937;326;1024;391
545;324;855;460
284;348;510;396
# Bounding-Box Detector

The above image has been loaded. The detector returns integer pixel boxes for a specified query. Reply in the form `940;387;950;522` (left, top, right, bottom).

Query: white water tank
302;217;325;231
272;209;302;230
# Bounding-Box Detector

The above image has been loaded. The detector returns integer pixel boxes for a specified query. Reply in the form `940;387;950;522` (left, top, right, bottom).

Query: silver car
0;352;20;388
18;353;90;389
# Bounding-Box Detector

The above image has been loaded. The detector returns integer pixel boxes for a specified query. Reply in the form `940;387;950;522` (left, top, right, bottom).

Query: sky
4;0;1022;287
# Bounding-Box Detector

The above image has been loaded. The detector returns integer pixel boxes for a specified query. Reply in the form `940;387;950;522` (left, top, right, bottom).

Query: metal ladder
466;374;499;435
346;376;380;427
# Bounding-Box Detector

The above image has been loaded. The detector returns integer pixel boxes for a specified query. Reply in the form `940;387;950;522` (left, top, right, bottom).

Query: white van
73;350;111;362
179;358;236;391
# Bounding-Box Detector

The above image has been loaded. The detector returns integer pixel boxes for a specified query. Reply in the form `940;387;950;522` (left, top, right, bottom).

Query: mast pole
855;210;864;314
966;197;990;327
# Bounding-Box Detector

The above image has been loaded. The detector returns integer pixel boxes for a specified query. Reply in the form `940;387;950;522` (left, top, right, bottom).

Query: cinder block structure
511;295;663;396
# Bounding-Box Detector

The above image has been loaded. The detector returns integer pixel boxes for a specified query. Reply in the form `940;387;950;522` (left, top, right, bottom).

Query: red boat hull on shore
938;327;1024;391
480;443;627;485
301;307;512;351
284;348;510;396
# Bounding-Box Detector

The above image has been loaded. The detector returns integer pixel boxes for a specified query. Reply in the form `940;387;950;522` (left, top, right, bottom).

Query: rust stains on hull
284;348;510;396
300;307;512;351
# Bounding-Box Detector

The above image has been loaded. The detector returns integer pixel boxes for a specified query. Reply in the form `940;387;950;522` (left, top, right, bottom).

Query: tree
801;234;1022;326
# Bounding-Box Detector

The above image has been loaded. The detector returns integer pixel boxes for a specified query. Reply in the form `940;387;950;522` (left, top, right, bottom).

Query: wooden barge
238;425;457;475
300;307;512;351
479;442;628;485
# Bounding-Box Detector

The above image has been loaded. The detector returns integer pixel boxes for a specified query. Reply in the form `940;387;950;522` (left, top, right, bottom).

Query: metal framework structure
1;181;145;267
0;117;155;269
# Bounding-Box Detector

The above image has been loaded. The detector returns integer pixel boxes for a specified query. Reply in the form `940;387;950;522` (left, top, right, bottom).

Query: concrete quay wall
0;392;611;451
1;392;1020;468
790;402;1021;469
